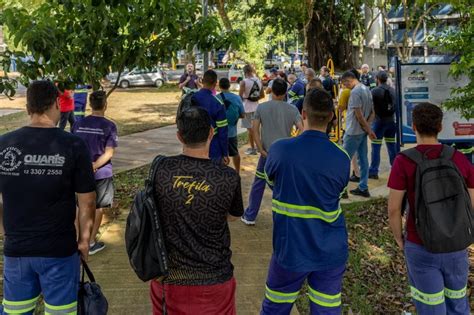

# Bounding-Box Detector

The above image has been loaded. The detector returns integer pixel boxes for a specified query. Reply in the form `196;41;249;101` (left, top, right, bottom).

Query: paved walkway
89;125;391;314
0;109;21;117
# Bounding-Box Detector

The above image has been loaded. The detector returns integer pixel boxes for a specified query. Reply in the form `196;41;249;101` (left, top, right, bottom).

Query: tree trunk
307;10;354;70
217;0;233;32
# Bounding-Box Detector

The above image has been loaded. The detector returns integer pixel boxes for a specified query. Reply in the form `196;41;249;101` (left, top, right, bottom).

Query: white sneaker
244;148;254;155
249;148;258;155
240;216;256;226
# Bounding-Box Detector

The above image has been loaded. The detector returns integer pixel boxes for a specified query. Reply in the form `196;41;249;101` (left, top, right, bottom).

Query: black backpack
176;91;197;121
375;87;395;118
125;155;169;282
402;145;474;253
247;80;261;102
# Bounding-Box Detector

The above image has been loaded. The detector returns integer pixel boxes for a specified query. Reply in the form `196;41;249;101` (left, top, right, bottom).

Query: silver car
113;68;166;89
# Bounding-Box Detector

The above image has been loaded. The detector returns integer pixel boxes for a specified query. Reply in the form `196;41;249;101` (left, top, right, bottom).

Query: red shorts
150;278;236;315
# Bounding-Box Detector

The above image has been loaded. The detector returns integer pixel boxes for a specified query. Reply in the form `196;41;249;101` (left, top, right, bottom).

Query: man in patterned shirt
150;107;244;314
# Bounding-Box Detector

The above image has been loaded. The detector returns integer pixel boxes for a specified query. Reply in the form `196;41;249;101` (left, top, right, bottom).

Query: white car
108;68;166;89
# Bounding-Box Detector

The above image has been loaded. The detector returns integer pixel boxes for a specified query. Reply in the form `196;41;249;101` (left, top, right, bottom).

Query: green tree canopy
434;1;473;119
0;0;242;96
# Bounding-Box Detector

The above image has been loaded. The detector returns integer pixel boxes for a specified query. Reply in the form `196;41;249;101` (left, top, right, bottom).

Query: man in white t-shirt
239;64;264;155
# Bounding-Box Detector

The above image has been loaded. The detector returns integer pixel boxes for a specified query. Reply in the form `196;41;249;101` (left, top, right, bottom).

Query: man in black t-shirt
369;71;398;179
0;81;96;314
150;107;243;315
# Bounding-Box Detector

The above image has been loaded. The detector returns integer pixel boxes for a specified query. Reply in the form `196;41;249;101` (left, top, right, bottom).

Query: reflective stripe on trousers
308;285;341;308
265;286;299;304
3;295;40;314
44;301;78;314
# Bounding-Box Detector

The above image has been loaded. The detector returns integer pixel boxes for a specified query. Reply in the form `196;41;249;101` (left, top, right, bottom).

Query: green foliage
250;0;363;69
433;1;473;119
1;0;242;95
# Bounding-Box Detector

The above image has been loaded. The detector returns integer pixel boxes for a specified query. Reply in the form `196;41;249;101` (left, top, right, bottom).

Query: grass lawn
0;84;182;136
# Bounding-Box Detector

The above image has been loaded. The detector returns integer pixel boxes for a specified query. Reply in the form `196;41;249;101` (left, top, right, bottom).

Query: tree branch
408;3;438;59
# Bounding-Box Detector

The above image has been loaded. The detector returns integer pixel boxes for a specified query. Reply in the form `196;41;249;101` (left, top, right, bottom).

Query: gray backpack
402;145;474;253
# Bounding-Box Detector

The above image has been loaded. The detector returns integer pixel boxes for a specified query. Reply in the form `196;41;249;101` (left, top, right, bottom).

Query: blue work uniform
192;89;229;160
261;130;350;315
361;72;376;89
453;142;473;164
288;79;305;113
369;83;398;176
73;84;91;121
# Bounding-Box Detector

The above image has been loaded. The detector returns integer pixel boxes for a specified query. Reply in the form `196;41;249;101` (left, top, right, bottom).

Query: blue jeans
369;119;398;176
404;241;469;314
343;134;368;190
2;253;80;315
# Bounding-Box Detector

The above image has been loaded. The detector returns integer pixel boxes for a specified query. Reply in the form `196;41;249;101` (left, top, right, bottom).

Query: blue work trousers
243;155;267;222
405;241;469;315
2;253;80;315
261;255;345;315
369;119;398;176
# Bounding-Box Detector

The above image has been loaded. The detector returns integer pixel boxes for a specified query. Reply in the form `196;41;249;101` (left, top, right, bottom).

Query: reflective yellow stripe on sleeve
216;119;228;128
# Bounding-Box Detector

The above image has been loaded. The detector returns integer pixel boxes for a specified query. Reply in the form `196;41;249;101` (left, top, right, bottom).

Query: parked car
228;62;245;84
108;68;166;89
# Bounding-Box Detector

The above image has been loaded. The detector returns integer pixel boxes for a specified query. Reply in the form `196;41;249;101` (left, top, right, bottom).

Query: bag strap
440;144;455;161
81;258;96;283
147;155;166;186
400;148;424;165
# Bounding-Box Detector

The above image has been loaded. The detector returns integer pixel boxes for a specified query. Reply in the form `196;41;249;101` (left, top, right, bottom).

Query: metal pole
202;0;209;72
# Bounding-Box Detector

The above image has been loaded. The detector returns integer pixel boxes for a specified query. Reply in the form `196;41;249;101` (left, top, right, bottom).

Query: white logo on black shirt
24;154;66;167
0;147;22;172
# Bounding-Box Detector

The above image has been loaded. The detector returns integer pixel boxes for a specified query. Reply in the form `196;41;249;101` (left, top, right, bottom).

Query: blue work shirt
217;92;244;138
265;130;350;272
73;84;91;112
288;79;305;112
192;89;229;159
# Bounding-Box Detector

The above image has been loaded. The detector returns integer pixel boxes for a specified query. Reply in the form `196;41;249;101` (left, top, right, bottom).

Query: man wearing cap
360;64;376;90
368;71;398;179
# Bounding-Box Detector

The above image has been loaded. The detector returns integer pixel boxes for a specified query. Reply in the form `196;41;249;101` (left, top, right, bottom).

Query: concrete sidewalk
89;125;392;314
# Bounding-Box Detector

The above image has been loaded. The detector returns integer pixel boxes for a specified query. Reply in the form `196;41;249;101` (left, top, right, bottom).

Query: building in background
385;4;460;65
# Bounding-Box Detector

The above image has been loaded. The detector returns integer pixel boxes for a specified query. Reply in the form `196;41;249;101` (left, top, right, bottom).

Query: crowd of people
0;58;472;315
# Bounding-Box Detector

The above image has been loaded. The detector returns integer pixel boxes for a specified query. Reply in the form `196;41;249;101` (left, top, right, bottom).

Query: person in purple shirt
72;90;118;255
179;63;201;93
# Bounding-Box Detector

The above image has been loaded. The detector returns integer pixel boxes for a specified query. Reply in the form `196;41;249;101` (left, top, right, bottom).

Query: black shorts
228;137;239;157
96;177;114;209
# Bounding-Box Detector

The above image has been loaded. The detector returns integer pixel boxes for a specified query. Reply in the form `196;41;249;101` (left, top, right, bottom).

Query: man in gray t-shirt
241;79;303;226
341;71;376;198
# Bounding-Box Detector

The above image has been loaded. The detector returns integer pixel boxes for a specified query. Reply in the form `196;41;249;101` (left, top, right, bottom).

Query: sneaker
341;191;349;199
89;242;106;255
240;216;256;226
244;148;255;155
369;174;379;180
249;148;258;155
350;188;371;198
349;174;360;183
